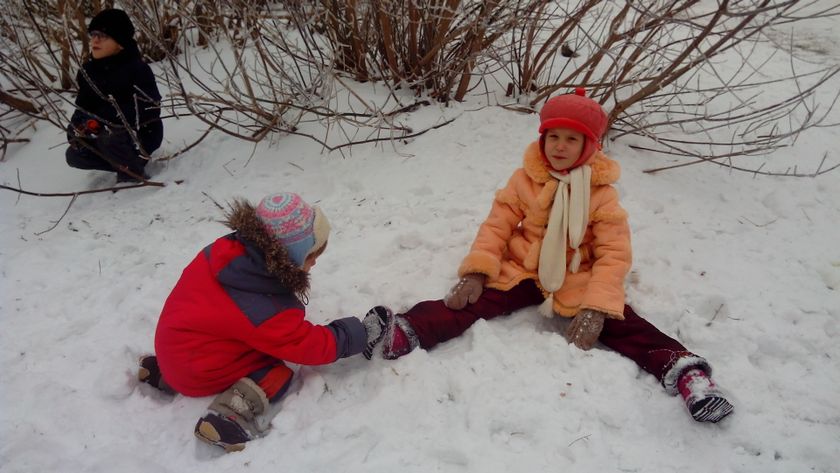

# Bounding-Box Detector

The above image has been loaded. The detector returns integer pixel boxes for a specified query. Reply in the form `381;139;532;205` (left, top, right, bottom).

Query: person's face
302;242;327;272
89;31;123;59
543;127;585;171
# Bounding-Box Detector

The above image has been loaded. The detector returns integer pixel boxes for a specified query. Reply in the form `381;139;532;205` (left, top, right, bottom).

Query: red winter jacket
154;233;365;397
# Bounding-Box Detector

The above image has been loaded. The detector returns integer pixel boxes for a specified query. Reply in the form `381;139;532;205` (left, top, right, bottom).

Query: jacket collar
215;235;293;295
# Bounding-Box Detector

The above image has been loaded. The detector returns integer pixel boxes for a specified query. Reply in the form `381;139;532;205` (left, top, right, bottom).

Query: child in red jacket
365;89;734;424
139;192;389;451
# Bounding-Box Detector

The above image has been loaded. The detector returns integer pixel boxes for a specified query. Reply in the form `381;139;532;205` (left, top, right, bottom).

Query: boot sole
691;397;734;423
138;366;151;382
137;355;177;394
195;420;246;452
137;355;153;382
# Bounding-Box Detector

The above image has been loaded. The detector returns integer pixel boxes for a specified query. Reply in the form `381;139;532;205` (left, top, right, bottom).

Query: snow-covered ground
2;12;840;473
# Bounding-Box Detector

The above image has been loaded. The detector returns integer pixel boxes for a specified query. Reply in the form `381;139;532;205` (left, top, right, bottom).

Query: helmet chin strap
567;137;600;170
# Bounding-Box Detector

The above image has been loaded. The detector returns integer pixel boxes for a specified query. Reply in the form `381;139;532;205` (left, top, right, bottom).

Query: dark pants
401;279;697;384
66;130;146;177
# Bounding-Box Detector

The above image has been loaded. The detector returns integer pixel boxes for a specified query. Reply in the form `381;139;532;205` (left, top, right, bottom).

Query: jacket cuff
458;251;501;280
327;317;367;359
580;281;626;319
661;356;712;395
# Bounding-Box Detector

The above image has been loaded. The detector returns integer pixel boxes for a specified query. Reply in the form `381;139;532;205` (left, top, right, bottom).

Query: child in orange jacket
366;89;734;423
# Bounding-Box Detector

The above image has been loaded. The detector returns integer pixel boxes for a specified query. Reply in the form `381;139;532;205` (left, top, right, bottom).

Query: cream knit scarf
538;165;591;316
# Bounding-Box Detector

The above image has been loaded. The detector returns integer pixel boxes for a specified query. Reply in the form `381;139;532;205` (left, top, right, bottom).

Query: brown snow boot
137;355;175;395
194;378;270;452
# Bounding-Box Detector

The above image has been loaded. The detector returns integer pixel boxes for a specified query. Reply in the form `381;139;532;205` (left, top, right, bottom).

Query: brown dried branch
0;90;40;114
34;194;77;236
0;179;166;197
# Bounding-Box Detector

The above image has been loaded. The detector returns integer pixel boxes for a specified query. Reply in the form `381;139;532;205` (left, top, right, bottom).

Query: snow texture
2;12;840;473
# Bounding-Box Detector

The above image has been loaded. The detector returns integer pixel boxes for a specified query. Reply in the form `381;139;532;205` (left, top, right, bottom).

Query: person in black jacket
65;9;163;183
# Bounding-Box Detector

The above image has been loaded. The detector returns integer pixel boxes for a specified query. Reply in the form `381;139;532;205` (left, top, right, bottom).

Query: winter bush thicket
1;0;838;174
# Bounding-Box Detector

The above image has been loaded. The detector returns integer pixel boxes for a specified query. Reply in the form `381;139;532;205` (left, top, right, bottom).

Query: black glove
362;306;393;360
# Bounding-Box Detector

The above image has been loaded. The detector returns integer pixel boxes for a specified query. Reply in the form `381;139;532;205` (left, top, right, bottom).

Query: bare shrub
0;0;436;170
288;0;537;102
1;0;838;177
283;0;839;174
490;0;840;174
131;0;426;155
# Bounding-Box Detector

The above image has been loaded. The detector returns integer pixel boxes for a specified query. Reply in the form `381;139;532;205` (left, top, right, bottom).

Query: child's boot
194;378;270;452
678;368;734;423
137;355;176;395
381;316;419;360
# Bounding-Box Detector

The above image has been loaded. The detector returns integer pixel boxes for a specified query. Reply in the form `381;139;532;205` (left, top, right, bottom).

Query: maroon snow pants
401;279;696;384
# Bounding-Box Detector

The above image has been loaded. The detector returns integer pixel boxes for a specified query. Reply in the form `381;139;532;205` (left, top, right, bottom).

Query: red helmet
539;88;608;168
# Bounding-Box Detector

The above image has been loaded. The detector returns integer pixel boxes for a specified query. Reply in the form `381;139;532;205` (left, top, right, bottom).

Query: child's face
89;31;123;59
543;127;585;171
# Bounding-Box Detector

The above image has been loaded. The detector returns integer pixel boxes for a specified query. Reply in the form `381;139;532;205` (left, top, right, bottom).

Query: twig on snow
34;194;77;235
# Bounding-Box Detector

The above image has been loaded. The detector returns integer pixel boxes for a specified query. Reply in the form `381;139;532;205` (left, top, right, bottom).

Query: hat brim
538;117;598;141
306;207;331;258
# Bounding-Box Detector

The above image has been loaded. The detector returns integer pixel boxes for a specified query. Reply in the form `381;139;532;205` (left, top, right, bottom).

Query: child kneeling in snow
138;192;389;451
65;9;163;183
366;89;734;423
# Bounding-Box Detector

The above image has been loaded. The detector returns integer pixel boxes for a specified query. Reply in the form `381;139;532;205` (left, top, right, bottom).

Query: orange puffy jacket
457;141;632;319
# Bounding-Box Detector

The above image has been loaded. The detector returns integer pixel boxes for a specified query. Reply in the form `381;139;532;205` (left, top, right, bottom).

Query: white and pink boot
677;368;734;423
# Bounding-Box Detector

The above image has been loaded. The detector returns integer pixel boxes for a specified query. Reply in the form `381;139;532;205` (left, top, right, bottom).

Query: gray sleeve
327;317;367;359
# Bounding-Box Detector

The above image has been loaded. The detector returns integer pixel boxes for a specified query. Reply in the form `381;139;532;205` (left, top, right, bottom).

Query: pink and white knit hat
255;192;330;266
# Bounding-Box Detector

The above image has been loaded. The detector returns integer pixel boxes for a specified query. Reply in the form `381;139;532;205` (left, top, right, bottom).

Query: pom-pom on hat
88;8;136;48
539;87;608;168
256;193;330;267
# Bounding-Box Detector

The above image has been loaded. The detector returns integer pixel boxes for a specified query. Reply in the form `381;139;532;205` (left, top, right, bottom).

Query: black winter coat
69;43;163;154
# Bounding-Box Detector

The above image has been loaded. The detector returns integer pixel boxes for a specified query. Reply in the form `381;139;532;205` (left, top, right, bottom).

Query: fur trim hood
222;199;310;299
522;141;620;186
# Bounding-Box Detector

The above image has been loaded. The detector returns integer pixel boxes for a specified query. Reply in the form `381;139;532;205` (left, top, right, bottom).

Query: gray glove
444;273;486;310
565;309;606;350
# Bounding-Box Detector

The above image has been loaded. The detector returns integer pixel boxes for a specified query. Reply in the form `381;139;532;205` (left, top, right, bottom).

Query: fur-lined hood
221;199;310;299
522;140;620;185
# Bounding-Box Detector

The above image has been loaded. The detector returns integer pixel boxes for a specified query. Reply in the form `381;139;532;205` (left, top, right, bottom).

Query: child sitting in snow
65;8;163;183
138;192;389;451
366;89;734;423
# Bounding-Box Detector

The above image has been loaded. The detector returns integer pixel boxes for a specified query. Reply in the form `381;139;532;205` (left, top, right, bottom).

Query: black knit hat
88;9;135;48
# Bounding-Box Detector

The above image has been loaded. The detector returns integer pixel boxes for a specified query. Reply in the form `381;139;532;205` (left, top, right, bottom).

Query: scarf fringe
538;297;555;318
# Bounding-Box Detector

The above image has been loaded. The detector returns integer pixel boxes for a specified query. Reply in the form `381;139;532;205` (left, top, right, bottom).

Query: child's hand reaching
362;306;393;359
566;309;606;350
444;273;486;310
